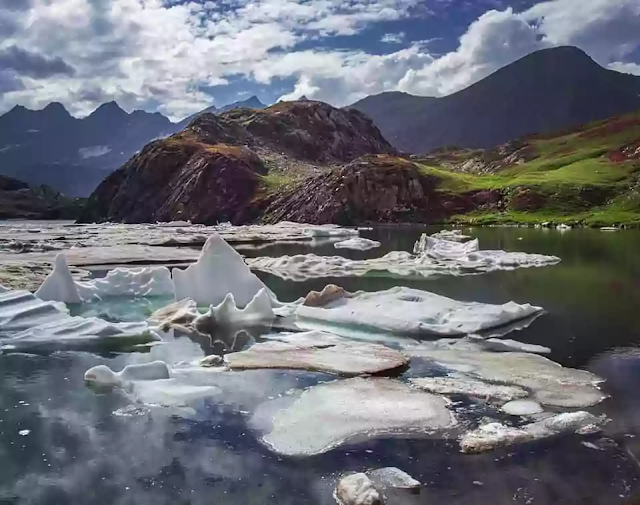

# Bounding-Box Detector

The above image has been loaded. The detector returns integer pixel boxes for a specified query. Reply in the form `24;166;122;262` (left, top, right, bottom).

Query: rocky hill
350;47;640;154
0;175;84;219
78;101;396;224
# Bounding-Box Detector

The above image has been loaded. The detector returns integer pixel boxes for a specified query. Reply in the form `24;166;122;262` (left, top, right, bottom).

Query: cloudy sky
0;0;639;120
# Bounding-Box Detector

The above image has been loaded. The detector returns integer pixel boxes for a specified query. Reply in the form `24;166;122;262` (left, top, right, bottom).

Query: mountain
175;96;267;129
78;100;395;224
350;46;640;154
0;97;269;197
0;102;176;197
0;175;83;220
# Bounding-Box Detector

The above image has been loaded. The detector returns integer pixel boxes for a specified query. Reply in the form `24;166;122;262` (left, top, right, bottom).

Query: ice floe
406;347;607;408
35;254;174;303
366;467;421;491
248;231;560;281
224;330;409;376
172;234;267;307
84;361;170;388
0;289;158;352
460;412;606;453
409;376;528;403
334;237;381;251
251;377;456;456
500;400;544;416
295;286;542;337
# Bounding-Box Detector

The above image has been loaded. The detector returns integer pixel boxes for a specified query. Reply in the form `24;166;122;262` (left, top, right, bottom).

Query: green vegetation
260;173;299;193
417;111;640;227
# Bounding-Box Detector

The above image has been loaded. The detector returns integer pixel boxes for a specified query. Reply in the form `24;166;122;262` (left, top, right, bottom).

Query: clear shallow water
2;226;640;504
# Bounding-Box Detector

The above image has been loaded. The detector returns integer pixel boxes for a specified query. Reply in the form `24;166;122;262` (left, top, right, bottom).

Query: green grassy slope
414;111;640;226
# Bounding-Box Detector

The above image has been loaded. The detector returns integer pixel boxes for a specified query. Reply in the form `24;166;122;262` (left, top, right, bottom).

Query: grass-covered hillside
414;111;640;227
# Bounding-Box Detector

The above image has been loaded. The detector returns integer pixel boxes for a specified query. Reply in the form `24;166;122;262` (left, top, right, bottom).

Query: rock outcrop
262;155;486;225
79;101;396;224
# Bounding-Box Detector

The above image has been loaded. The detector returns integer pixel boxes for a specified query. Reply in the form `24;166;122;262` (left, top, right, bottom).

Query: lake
2;225;640;505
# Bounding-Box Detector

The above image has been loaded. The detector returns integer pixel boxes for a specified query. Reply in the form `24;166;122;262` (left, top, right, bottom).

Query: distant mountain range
350;46;640;154
0;96;266;196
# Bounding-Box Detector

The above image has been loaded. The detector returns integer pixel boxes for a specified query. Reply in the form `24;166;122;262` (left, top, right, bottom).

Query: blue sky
0;0;639;120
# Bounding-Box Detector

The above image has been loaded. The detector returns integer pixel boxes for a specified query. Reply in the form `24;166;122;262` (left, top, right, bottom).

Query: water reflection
3;227;640;504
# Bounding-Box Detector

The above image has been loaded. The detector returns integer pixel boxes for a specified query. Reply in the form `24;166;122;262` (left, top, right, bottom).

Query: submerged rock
225;331;409;376
251;377;456;456
296;286;542;337
335;473;383;505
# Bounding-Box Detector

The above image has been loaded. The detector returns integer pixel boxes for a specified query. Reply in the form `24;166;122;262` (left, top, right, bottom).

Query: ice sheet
251;377;456;456
295;286;543;337
409;376;529;403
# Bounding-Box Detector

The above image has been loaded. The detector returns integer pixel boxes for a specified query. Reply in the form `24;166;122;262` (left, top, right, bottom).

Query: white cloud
381;32;406;44
0;0;638;119
608;62;640;76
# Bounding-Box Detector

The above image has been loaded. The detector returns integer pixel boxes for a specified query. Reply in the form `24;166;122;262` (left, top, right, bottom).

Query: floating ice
303;225;359;238
334;238;381;251
196;288;274;328
367;467;421;490
251;377;456;456
248;232;559;281
409;376;528;403
296;286;542;337
334;473;382;505
460;412;606;454
35;254;174;303
225;330;409;376
0;288;158;352
429;229;472;243
556;224;572;231
84;361;170;388
149;290;273;334
407;348;607;408
172;234;267;307
501;400;544;415
476;337;551;354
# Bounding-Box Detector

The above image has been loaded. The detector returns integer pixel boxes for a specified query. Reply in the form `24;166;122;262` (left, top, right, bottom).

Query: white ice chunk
407;348;607;408
251;377;456;456
0;288;158;352
367;467;421;490
303;225;359;238
416;236;480;260
429;229;472;243
334;238;381;251
460;412;606;453
476;337;551;354
409;376;529;403
195;288;274;327
334;473;382;505
501;400;544;415
172;234;267;307
35;254;173;303
296;286;542;337
84;361;170;388
35;254;82;303
225;330;409;375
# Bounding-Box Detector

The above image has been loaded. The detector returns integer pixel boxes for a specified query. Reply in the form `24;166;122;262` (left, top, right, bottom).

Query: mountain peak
89;101;127;118
43;102;71;117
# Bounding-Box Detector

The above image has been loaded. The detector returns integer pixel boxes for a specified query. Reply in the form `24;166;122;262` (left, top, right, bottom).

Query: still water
2;226;640;505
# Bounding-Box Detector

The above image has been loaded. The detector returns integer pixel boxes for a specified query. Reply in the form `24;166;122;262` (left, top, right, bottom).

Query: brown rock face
263;155;477;225
78;141;264;224
79;100;396;224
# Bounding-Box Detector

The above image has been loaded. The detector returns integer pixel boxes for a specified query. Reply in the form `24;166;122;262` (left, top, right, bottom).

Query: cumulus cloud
0;0;638;119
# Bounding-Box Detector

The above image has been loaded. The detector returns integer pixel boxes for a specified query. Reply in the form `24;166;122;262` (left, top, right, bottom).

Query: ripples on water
2;226;640;504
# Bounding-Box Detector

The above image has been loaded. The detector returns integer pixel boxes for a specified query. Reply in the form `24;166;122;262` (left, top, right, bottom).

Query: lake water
2;226;640;505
